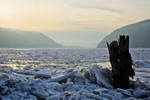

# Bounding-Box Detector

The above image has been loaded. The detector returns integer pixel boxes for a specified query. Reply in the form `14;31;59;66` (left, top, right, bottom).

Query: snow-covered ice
0;48;150;100
34;69;53;78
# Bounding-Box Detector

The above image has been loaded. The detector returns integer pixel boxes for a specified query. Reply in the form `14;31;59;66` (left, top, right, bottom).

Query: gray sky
0;0;150;47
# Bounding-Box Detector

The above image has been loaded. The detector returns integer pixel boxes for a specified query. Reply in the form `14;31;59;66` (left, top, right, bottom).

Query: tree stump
107;35;135;89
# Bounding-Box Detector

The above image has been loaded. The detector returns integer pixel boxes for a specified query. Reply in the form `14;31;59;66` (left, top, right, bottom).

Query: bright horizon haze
0;0;150;48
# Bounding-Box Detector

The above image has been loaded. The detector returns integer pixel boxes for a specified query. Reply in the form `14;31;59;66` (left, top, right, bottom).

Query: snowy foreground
0;48;150;100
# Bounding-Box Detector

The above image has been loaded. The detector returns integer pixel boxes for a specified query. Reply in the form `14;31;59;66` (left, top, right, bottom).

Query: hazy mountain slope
0;27;63;48
97;19;150;48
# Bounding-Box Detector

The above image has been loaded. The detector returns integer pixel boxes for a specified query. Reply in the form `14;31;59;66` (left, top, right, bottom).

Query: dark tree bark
107;35;135;89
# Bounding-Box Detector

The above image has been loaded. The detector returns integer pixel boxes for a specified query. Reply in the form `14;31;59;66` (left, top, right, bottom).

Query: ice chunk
134;60;150;68
34;69;52;78
133;88;150;98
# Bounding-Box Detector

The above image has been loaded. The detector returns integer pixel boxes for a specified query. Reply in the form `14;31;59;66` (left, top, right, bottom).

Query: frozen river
0;48;150;100
0;48;150;80
0;48;150;65
0;48;150;82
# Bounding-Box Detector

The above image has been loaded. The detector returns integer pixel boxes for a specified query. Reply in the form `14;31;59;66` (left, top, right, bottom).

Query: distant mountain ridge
97;19;150;48
0;27;63;48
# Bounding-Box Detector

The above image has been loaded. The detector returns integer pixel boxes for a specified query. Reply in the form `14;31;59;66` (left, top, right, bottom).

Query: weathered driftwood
107;35;135;89
47;71;77;83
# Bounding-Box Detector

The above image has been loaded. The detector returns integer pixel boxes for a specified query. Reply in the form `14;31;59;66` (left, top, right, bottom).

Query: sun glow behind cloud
0;0;149;32
0;0;150;47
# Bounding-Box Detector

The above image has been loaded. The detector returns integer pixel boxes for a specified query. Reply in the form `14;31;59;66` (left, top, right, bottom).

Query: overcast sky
0;0;150;47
